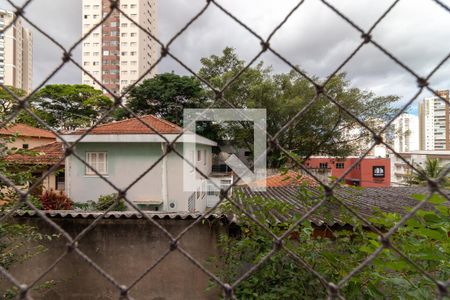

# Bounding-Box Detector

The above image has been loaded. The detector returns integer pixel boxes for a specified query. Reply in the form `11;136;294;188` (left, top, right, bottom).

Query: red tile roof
0;123;56;139
69;115;183;135
246;170;318;188
4;142;64;165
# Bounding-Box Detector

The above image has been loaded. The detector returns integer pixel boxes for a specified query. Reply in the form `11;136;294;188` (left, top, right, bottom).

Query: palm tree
410;158;449;186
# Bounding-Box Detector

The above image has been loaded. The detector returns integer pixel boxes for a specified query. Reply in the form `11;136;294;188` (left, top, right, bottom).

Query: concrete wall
66;142;212;212
2;216;222;300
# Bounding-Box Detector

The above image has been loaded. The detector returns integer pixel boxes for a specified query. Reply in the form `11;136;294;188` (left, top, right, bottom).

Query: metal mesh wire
1;0;450;299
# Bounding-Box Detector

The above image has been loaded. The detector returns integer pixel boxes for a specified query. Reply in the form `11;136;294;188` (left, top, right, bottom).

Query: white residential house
61;115;219;212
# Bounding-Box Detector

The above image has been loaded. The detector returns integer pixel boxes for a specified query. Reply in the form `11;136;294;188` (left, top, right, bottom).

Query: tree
410;158;449;186
126;73;208;126
198;47;400;167
0;86;26;121
125;73;222;140
30;84;113;130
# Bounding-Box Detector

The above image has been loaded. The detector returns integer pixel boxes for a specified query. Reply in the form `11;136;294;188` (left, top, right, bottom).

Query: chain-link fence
1;0;450;299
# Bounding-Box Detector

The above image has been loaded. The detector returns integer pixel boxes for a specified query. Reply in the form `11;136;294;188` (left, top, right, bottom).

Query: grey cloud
4;0;449;112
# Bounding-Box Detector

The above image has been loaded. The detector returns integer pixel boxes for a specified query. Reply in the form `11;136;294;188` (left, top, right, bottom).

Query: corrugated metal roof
237;186;448;226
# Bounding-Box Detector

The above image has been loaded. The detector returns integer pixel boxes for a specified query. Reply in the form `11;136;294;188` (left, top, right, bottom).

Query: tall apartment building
392;113;419;153
419;90;450;150
0;9;33;93
81;0;157;95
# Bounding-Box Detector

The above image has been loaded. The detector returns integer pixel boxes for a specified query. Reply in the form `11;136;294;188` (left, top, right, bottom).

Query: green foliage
125;73;221;140
95;193;127;211
212;191;450;299
410;158;450;187
0;86;26;122
199;47;399;167
0;222;58;299
30;84;113;130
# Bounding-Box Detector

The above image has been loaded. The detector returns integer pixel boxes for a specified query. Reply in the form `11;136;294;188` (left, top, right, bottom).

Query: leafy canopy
30;84;113;130
198;47;399;167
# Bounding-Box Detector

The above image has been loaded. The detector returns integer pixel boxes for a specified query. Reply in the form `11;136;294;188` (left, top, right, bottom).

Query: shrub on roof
95;193;127;211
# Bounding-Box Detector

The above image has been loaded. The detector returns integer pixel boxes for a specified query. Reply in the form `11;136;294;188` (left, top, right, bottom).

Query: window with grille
336;162;344;169
86;152;108;175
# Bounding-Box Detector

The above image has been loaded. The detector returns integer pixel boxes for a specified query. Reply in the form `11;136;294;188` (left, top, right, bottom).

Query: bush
73;200;96;211
39;190;73;210
0;188;42;210
95;193;127;211
212;191;450;299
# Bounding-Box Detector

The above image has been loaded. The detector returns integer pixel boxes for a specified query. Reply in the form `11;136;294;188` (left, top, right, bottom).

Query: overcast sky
2;0;450;114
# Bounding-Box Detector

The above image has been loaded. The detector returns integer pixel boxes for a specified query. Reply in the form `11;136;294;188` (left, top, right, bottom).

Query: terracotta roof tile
69;115;182;135
4;142;64;165
246;170;319;188
0;123;56;139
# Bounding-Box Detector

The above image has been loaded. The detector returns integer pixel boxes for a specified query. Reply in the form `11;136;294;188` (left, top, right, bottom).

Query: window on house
197;150;201;162
86;152;108;175
22;144;29;149
319;163;328;169
336;162;344;169
203;150;207;165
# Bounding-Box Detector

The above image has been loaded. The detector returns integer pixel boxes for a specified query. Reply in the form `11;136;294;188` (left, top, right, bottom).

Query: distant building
0;123;55;150
305;156;391;187
392;113;419;153
0;9;33;93
390;150;450;186
81;0;158;95
419;90;450;150
341;120;388;158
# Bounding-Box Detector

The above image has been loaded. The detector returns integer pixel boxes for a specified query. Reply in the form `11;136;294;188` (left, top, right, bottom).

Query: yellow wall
4;136;55;150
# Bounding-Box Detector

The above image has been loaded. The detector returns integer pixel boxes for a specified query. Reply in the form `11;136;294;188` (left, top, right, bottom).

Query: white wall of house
65;142;213;212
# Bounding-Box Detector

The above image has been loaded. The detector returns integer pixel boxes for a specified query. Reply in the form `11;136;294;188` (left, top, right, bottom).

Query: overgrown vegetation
212;190;450;299
95;193;127;211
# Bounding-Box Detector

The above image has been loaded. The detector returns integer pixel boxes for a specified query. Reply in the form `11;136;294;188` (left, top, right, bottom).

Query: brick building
305;157;391;187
